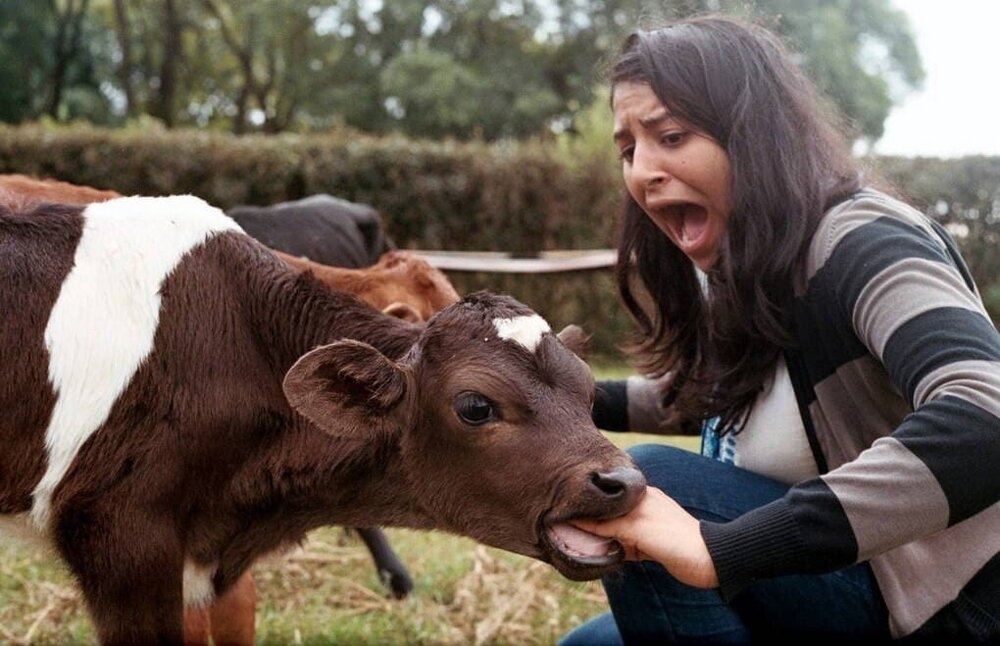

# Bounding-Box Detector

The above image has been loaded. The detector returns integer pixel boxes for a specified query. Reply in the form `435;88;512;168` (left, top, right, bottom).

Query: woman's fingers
570;486;719;588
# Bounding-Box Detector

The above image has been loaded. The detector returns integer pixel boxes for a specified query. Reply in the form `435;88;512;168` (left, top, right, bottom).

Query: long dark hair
610;15;862;431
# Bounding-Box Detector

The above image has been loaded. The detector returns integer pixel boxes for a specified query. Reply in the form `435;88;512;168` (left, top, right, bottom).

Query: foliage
748;0;924;144
6;0;922;145
0;1;114;125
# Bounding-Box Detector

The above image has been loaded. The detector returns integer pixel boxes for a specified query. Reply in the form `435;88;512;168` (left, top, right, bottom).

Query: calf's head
283;291;645;581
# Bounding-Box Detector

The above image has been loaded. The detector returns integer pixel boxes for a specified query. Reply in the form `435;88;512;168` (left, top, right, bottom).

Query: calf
0;195;645;645
0;174;451;640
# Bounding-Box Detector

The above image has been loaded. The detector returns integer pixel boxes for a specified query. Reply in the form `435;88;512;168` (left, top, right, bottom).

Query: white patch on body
31;195;243;530
183;560;218;608
493;314;551;352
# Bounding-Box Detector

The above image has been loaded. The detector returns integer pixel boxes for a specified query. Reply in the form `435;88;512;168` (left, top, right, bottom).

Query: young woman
562;14;1000;644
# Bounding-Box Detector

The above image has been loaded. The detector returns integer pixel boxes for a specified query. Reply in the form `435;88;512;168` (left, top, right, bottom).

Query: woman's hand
573;486;719;589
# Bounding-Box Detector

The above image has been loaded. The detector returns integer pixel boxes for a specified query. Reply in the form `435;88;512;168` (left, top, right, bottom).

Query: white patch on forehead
493;314;551;352
31;195;242;530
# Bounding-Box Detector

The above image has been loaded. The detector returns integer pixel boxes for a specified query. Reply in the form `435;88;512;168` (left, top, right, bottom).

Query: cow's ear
282;339;409;437
381;301;423;323
556;324;590;360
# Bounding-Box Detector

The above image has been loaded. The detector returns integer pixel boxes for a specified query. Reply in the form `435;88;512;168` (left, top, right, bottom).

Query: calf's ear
557;324;591;360
282;339;409;438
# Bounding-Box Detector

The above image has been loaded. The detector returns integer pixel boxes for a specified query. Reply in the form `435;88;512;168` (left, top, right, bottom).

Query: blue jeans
560;444;891;645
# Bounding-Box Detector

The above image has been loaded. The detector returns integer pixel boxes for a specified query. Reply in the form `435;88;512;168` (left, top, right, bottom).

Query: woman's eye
661;131;686;146
618;145;634;163
454;392;497;426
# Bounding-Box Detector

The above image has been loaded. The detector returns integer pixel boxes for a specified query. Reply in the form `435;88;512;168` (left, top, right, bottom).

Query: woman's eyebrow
614;110;674;143
639;110;672;129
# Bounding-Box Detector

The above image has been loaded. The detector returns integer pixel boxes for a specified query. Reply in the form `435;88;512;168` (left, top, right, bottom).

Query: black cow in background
227;194;394;268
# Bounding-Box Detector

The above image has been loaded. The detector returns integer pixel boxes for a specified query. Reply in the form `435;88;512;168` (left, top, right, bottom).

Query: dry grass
0;432;696;645
0;527;607;645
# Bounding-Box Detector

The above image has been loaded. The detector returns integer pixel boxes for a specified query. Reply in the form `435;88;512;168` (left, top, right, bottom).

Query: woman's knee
626;443;708;492
558;611;622;646
627;442;696;470
625;442;788;520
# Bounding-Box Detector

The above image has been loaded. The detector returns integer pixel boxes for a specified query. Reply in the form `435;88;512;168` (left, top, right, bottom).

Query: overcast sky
873;0;1000;158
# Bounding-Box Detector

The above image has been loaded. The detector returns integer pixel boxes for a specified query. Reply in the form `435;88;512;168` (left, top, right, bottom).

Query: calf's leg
181;606;211;646
56;509;185;645
207;571;257;646
356;527;414;599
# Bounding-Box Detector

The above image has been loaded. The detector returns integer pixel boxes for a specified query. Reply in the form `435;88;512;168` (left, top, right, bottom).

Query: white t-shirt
700;357;819;485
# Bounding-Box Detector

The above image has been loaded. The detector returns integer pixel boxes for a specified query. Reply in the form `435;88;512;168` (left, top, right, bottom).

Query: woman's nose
632;146;670;187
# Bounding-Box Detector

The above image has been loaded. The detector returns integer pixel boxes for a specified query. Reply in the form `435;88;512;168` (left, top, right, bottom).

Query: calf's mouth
539;519;625;581
535;463;645;580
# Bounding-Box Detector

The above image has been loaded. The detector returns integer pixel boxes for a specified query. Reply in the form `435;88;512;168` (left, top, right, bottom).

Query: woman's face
612;81;732;271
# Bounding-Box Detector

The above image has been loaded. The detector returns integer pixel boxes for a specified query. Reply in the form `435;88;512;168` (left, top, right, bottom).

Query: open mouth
540;521;624;580
655;203;708;245
678;204;709;244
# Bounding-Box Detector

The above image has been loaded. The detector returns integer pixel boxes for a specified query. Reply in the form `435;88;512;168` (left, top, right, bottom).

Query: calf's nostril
590;466;646;498
590;472;624;497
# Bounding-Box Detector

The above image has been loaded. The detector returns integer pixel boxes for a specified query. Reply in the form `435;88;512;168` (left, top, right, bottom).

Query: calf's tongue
680;204;708;243
549;523;613;558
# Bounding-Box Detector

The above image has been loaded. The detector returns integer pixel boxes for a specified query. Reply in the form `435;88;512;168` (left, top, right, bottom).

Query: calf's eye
453;392;497;426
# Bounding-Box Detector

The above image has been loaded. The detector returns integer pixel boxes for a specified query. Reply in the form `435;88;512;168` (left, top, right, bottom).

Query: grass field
0;366;697;645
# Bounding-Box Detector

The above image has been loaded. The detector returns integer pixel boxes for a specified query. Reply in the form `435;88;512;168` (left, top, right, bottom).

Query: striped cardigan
699;188;1000;639
597;188;1000;638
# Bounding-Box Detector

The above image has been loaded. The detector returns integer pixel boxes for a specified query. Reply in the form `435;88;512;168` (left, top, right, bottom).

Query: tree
111;0;137;118
0;2;51;122
542;0;923;144
0;0;923;146
756;0;925;144
0;0;112;124
154;0;182;127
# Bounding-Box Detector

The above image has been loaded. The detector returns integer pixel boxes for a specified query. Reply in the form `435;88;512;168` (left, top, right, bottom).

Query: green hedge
0;123;619;253
2;123;998;362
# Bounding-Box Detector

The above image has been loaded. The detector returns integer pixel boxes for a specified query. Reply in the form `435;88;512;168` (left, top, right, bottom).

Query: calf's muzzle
589;466;646;508
540;462;646;581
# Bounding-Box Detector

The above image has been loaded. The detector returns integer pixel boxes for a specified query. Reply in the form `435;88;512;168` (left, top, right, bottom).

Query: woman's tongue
679;204;708;244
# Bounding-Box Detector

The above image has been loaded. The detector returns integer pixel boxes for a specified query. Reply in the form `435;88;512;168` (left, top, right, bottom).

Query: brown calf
276;249;461;323
0;174;461;643
0;195;644;645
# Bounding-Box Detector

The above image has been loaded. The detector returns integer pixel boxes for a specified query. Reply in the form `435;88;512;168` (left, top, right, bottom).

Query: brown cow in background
277;249;460;323
0;173;120;208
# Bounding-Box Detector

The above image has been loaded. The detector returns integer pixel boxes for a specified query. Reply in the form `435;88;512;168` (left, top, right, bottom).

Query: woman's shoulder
803;187;935;274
